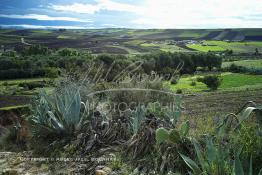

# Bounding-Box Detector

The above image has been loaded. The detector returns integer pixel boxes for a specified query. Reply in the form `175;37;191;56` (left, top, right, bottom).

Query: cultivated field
1;28;262;174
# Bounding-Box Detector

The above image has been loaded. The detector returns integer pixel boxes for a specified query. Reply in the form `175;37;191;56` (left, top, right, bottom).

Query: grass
0;78;49;85
186;43;225;52
141;42;188;52
220;73;262;89
167;73;262;93
187;41;262;53
0;105;29;111
222;60;262;69
0;78;53;96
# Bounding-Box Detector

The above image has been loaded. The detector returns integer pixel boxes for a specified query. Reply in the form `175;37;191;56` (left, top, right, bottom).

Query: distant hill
0;28;262;54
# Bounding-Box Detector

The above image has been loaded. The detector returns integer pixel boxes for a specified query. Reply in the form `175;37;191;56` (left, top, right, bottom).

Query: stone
95;170;107;175
102;167;112;174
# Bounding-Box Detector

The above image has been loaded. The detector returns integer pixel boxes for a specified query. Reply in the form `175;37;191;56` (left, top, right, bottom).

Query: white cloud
101;23;118;27
50;0;262;28
0;24;92;29
51;0;141;14
0;14;92;23
52;3;101;14
131;0;262;28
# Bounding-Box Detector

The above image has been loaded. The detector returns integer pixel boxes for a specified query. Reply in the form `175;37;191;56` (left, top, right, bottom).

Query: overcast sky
0;0;262;29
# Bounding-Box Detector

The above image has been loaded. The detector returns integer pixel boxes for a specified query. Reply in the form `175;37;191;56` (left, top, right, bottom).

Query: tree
198;75;222;90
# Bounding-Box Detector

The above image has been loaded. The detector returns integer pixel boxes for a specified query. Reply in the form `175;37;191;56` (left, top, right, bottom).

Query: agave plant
233;149;262;175
131;105;146;134
180;137;232;175
216;101;262;140
30;86;89;138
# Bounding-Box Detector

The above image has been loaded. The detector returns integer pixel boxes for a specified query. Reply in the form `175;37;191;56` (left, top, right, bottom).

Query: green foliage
131;105;146;134
190;80;196;86
168;129;181;143
155;121;190;144
30;86;88;139
233;149;262;175
156;127;169;144
22;44;50;56
198;75;222;90
180;137;232;175
176;89;183;94
180;120;190;137
170;77;178;85
235;124;262;159
58;48;79;56
45;67;59;78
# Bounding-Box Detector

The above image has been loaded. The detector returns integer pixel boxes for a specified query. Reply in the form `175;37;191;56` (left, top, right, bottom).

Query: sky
0;0;262;29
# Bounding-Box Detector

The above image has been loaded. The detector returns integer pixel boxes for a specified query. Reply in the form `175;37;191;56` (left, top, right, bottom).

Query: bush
198;75;222;90
170;77;178;85
19;81;46;90
190;81;196;86
176;89;183;94
45;67;59;78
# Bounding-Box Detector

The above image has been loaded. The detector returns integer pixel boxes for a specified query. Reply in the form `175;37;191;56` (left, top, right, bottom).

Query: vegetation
1;28;262;174
167;73;262;93
197;75;222;90
187;41;262;53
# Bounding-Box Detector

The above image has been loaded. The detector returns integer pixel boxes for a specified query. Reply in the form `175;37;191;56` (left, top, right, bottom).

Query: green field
186;43;225;52
222;59;262;69
187;41;262;53
1;29;262;55
167;73;262;93
141;42;188;52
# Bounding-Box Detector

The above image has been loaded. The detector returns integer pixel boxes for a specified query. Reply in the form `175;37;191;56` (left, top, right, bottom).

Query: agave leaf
156;127;169;144
239;107;257;123
258;168;262;175
206;137;216;163
131;105;146;134
249;155;252;175
180;120;190;137
180;153;202;174
234;149;244;175
47;111;65;132
192;138;207;173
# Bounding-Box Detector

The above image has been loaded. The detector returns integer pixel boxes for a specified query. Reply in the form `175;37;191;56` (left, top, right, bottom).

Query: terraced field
222;59;262;69
140;42;188;52
1;28;262;54
187;41;262;53
167;73;262;93
183;89;262;117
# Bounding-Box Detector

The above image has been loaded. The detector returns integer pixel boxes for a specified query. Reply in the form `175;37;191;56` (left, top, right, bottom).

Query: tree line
0;45;222;80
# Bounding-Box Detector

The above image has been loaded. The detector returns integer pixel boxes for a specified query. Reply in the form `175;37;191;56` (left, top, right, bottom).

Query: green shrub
198;75;222;90
171;77;178;85
176;89;183;94
190;81;196;86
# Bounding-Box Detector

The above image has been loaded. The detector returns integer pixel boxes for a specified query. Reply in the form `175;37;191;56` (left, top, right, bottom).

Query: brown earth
183;89;262;117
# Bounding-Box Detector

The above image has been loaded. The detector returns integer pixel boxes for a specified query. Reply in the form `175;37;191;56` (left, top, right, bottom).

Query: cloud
50;0;262;28
51;0;140;14
101;23;118;27
0;24;93;29
0;14;92;23
131;0;262;28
